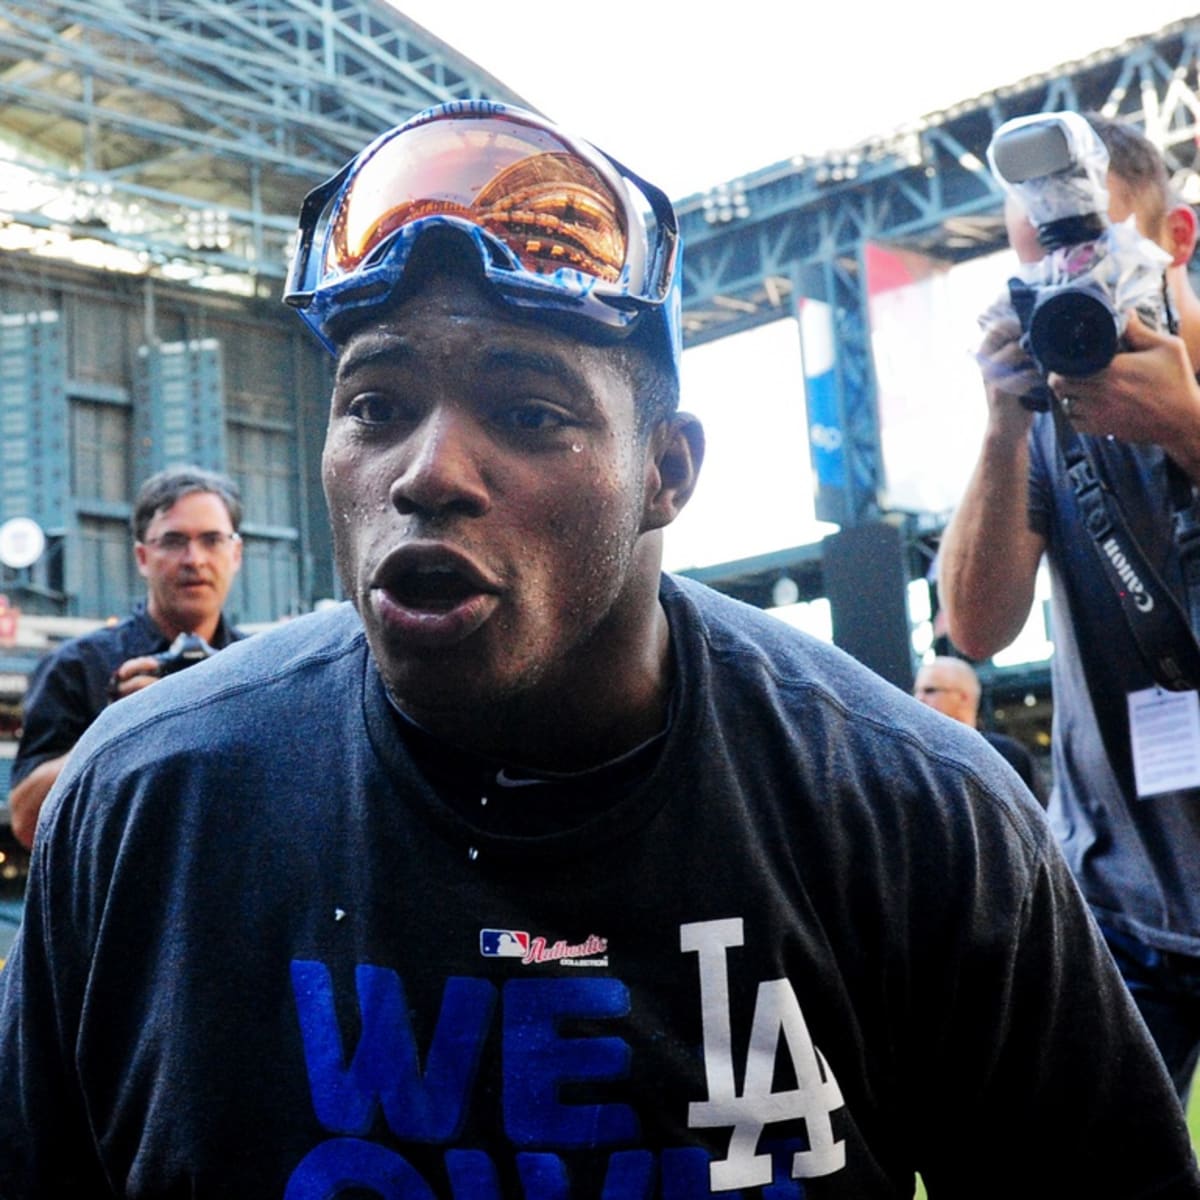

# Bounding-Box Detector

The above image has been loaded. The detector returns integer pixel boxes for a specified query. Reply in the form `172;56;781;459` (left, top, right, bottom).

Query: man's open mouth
388;564;482;612
370;543;502;644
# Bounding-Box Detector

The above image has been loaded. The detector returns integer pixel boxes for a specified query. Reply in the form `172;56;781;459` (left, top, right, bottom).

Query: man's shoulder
153;601;364;704
665;573;916;719
28;608;149;680
54;608;142;649
67;603;367;761
31;606;371;905
664;574;1046;833
664;571;820;655
197;602;364;677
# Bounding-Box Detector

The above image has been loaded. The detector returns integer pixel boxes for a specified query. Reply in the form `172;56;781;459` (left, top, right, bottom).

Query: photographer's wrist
985;390;1035;444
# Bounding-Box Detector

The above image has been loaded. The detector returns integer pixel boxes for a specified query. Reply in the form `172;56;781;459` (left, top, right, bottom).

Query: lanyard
1053;404;1200;690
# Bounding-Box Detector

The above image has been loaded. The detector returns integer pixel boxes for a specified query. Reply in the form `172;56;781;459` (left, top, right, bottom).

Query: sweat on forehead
331;230;679;430
332;288;619;419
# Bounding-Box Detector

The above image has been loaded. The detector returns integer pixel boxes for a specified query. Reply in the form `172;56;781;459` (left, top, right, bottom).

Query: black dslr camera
986;111;1175;408
153;631;217;676
106;630;217;700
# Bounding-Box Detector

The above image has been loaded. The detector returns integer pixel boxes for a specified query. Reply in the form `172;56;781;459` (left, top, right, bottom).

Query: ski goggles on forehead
284;102;681;363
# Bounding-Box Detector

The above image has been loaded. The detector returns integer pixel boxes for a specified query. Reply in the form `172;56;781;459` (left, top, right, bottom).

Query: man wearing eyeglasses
6;465;244;847
1;105;1197;1197
912;655;1041;801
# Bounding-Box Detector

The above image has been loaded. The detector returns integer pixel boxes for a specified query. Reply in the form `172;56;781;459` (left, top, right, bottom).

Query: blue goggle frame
284;102;681;371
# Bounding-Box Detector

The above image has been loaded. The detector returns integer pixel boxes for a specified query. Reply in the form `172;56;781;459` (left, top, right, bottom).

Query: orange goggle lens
325;114;636;289
285;104;680;364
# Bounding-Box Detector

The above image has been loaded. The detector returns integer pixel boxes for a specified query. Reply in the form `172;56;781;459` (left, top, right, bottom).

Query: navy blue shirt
0;580;1193;1196
11;603;242;789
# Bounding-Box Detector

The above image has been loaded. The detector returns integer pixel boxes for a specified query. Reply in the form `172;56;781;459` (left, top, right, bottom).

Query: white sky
395;3;1199;196
392;2;1200;573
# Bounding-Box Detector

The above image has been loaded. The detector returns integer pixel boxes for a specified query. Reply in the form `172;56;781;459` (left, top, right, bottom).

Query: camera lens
1028;287;1120;377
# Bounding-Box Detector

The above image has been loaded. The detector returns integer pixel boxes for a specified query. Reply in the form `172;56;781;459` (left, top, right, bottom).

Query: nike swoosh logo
494;769;553;788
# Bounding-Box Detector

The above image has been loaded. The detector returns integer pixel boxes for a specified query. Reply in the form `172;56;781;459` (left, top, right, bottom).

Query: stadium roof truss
0;0;530;296
670;17;1200;528
676;16;1200;349
3;7;1200;527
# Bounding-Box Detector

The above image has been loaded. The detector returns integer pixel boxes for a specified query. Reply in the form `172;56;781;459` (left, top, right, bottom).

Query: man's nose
389;408;491;518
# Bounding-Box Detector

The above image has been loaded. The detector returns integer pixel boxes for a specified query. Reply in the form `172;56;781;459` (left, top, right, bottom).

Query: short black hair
612;336;679;434
131;466;243;542
329;227;680;435
1083;112;1173;229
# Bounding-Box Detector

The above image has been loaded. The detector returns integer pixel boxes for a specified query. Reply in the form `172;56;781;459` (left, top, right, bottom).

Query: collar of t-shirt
385;693;672;838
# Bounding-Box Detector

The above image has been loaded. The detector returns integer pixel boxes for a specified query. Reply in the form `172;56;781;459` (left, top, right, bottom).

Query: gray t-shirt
1028;413;1200;954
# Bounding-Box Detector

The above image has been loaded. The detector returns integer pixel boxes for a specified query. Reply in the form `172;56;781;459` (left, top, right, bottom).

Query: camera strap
1053;405;1200;690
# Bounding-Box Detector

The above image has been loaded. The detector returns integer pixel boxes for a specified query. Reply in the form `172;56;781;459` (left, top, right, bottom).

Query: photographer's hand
1050;312;1200;480
107;655;162;701
975;301;1040;437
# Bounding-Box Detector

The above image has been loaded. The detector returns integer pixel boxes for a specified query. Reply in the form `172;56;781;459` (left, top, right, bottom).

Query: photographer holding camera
7;466;245;849
940;112;1200;1100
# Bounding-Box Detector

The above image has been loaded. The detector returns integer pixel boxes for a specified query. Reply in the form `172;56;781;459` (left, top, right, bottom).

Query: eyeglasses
914;685;964;698
141;531;241;555
284;103;680;368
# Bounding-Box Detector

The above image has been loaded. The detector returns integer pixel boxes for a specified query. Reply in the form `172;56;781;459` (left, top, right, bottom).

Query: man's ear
1163;203;1197;268
641;413;705;532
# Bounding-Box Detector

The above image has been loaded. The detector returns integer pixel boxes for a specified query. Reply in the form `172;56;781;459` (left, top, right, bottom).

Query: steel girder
676;17;1200;524
678;17;1200;345
0;1;528;290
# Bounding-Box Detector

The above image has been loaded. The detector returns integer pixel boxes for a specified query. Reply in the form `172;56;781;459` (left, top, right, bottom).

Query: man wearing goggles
1;103;1196;1198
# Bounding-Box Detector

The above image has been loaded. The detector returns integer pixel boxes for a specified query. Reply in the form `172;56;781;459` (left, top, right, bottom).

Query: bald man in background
914;656;1042;803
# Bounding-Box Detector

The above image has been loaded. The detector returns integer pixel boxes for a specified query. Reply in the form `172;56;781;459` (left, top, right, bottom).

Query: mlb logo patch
480;929;530;958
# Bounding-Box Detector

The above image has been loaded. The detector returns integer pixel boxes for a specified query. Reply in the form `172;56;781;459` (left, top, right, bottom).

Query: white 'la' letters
680;919;846;1190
